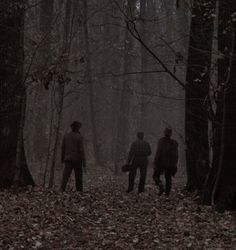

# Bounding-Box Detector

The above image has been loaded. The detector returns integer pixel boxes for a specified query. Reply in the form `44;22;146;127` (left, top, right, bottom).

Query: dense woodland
1;0;188;187
1;0;236;207
0;0;236;248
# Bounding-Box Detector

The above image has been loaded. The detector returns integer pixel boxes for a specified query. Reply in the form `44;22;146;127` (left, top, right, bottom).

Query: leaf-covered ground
0;177;235;249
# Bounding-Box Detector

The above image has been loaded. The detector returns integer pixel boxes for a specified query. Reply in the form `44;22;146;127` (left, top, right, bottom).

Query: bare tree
0;0;34;188
48;0;73;187
204;0;236;211
82;0;104;167
185;0;216;193
114;0;137;170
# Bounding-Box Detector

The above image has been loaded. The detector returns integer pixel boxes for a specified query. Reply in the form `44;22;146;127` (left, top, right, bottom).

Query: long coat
154;137;178;176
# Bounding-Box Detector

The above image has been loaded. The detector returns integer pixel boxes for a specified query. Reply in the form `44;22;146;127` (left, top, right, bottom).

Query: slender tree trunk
114;0;136;169
38;0;54;183
44;89;55;186
139;0;156;132
139;0;148;131
48;0;72;187
108;2;126;172
39;0;54;67
36;0;55;186
82;0;103;167
14;94;27;188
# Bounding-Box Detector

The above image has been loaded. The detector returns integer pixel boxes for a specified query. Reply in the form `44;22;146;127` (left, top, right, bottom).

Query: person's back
155;137;178;170
60;121;86;192
62;131;84;163
128;139;152;161
153;128;178;196
126;132;151;193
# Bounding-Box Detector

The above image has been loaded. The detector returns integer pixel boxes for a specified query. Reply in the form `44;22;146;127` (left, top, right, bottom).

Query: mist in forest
21;0;189;186
1;0;236;248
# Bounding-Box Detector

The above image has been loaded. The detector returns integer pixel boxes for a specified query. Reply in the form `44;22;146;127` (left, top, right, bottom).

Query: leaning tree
0;1;34;188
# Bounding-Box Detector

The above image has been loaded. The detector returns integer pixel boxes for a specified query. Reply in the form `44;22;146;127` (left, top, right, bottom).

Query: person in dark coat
60;121;86;192
153;128;178;196
127;132;152;193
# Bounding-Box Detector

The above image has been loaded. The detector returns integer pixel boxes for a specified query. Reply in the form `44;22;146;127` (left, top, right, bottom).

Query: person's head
71;121;82;132
137;132;144;140
164;127;172;138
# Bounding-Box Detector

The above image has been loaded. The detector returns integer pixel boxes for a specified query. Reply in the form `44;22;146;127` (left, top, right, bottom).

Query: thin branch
100;70;166;77
113;0;186;89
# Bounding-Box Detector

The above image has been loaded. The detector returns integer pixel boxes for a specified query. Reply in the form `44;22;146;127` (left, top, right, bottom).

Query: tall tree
139;0;148;131
114;0;136;169
204;0;236;210
185;0;216;192
0;1;34;188
82;0;103;167
48;0;73;187
109;2;125;172
139;0;156;132
38;0;55;185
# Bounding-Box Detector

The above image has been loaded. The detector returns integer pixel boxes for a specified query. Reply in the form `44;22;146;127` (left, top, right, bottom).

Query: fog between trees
1;0;236;210
24;0;189;186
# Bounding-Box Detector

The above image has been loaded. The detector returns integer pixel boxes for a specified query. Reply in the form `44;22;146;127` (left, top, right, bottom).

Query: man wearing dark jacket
153;128;178;196
60;121;86;192
127;132;152;193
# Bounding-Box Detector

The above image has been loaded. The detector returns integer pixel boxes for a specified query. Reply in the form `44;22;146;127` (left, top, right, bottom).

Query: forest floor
0;175;236;249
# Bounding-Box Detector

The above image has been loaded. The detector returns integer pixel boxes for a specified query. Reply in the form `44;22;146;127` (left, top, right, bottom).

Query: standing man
127;132;152;193
60;121;86;192
153;128;178;196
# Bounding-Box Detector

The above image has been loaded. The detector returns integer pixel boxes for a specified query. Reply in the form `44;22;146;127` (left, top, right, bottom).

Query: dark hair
71;121;82;131
137;132;144;140
164;128;172;137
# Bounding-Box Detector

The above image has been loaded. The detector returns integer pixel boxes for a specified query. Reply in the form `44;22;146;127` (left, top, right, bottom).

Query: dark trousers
127;159;148;193
60;160;83;191
153;171;172;195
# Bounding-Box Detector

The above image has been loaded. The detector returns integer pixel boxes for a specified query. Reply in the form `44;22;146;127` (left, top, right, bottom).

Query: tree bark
108;1;125;173
34;0;55;186
48;0;72;188
82;0;103;167
114;0;136;169
139;0;148;131
0;1;34;188
139;0;157;133
185;0;216;192
204;0;236;210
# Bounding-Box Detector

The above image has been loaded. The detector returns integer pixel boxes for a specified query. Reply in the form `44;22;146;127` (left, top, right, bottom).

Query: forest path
0;177;235;249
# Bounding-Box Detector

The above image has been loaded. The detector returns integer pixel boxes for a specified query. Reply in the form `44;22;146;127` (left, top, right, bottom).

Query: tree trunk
204;0;236;210
38;0;54;186
185;0;216;192
109;2;125;173
139;0;155;132
139;0;148;131
0;1;34;188
48;0;72;188
114;0;136;169
82;0;103;167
